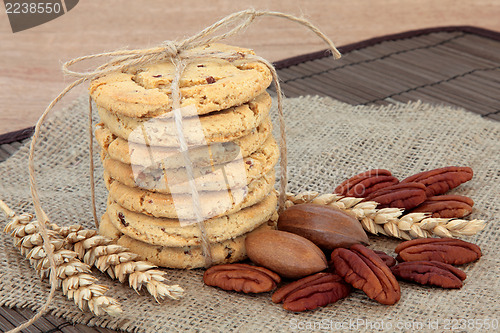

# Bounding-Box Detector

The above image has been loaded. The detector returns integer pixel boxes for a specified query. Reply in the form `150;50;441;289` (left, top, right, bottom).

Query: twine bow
61;9;340;79
19;9;341;332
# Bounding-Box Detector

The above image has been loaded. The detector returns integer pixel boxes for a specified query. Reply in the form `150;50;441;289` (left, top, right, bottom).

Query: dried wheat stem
51;224;184;302
2;207;122;316
285;191;486;240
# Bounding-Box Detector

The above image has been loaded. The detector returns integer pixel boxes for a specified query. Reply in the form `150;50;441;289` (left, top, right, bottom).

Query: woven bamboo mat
1;26;499;332
271;26;500;119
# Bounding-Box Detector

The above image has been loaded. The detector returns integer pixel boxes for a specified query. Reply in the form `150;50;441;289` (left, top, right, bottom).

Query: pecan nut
246;230;328;279
395;238;482;265
391;261;467;288
277;204;369;250
272;272;351;312
334;169;399;198
374;250;396;267
332;244;400;305
400;166;473;197
203;263;281;293
409;195;474;218
363;182;427;210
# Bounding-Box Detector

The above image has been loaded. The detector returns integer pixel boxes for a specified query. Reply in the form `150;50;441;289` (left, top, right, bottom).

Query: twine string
244;54;288;213
61;10;340;79
89;95;98;226
170;58;213;266
11;78;84;333
22;8;340;331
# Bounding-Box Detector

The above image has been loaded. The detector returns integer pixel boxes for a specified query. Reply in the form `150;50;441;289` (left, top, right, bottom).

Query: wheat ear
52;224;184;302
1;203;122;316
285;191;486;240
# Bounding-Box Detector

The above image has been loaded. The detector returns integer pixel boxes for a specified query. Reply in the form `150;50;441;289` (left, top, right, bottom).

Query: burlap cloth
0;95;498;332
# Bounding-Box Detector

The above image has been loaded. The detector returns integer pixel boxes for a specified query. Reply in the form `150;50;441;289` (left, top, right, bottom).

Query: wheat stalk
1;204;122;316
51;224;184;302
285;191;486;240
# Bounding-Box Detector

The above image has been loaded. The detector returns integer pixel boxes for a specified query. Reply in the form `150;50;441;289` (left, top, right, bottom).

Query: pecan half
374;250;396;267
334;169;399;198
332;244;400;305
272;272;351;312
363;182;427;210
400;166;473;197
395;238;482;265
203;263;281;293
391;261;467;288
409;195;474;218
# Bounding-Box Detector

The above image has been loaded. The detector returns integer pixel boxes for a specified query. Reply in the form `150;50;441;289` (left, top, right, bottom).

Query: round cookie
106;170;275;219
90;44;273;119
97;92;271;147
106;191;277;247
95;116;272;169
99;213;276;269
101;135;279;193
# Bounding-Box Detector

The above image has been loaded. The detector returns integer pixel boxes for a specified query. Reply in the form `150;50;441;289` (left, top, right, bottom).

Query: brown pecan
374;250;396;267
246;230;328;279
334;169;399;198
332;244;400;305
363;182;427;210
272;272;351;312
400;166;473;197
409;195;474;218
391;261;467;289
277;204;369;250
395;238;482;265
203;263;281;293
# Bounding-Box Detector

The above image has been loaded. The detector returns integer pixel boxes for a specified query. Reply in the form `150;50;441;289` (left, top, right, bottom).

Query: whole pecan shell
395;238;482;265
363;182;427;210
277;204;369;250
272;272;351;312
391;261;467;288
203;263;281;293
400;166;473;197
409;195;474;218
332;244;400;305
334;169;399;198
374;250;397;267
246;230;328;279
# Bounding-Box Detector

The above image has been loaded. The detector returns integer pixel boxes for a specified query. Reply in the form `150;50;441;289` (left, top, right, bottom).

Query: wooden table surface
1;0;500;135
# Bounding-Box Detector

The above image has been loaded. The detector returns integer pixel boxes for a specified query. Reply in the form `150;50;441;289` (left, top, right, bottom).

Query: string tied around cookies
20;9;341;333
62;9;340;79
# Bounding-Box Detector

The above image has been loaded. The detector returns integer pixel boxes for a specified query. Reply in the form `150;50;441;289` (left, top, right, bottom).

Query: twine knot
159;40;181;59
61;9;340;81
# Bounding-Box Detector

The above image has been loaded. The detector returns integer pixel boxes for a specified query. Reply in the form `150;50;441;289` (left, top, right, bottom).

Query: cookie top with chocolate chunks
90;43;272;118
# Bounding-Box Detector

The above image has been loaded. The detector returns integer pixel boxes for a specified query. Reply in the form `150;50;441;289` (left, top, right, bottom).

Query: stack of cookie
90;44;279;269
